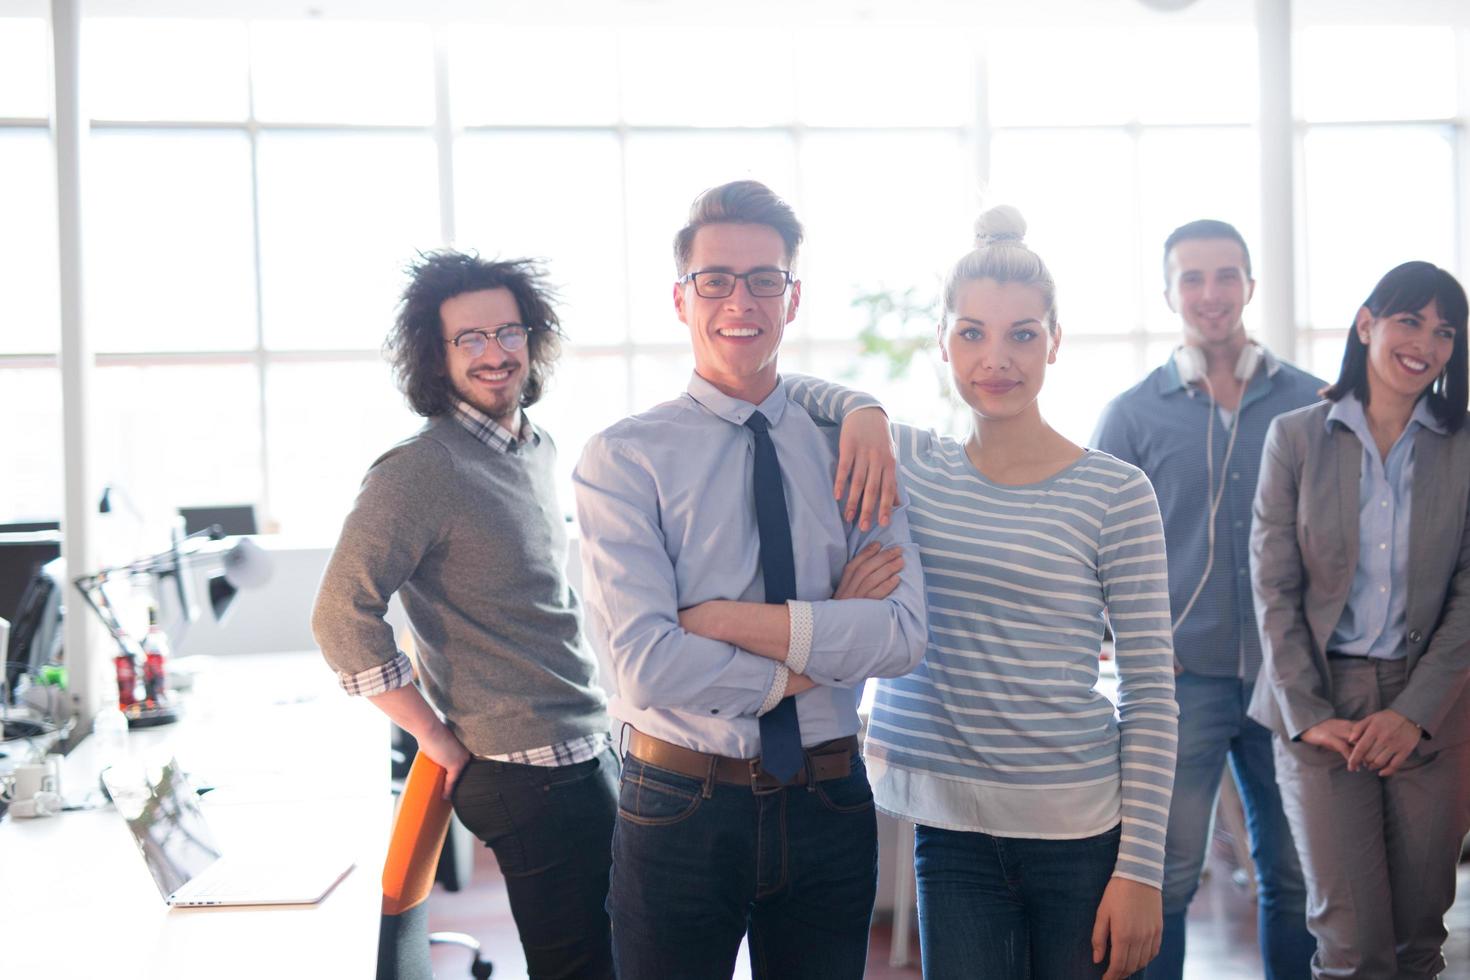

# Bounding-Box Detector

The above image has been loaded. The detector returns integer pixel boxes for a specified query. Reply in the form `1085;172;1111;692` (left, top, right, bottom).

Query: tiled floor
428;841;1470;979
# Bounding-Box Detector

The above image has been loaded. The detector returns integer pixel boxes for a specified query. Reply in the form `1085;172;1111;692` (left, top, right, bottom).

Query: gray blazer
1247;399;1470;747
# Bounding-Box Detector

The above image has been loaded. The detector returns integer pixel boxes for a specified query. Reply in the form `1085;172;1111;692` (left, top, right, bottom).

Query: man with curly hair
312;250;615;978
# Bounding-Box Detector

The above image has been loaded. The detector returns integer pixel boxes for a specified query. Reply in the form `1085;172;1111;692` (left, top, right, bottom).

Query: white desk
0;651;390;980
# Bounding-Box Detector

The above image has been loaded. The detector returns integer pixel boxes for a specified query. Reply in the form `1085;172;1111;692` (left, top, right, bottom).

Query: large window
2;7;1466;534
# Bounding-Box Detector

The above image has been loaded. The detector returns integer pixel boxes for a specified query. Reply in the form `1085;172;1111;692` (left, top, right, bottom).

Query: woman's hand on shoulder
835;407;900;531
1092;876;1162;980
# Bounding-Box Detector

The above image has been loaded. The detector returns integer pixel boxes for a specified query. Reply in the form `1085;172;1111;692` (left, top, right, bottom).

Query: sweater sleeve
311;440;447;690
1098;467;1177;889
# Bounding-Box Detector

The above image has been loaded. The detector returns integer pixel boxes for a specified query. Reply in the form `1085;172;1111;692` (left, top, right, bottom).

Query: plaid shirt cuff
338;651;414;697
758;664;790;716
785;600;813;677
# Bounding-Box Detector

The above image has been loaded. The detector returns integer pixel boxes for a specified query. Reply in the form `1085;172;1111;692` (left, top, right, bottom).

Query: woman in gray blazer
1249;260;1470;979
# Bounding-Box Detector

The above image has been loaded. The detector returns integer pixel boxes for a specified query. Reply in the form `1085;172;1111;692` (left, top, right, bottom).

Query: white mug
9;791;62;818
8;756;61;801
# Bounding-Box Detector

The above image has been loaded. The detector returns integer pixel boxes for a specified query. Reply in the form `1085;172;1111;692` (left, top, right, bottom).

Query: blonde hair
942;205;1059;332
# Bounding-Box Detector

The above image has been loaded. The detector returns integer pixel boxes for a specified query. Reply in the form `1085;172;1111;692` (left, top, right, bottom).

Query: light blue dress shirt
573;373;928;759
1326;393;1446;660
1092;349;1325;679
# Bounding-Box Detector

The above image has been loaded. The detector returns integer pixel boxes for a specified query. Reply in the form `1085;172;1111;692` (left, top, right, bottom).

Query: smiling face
674;222;800;404
939;277;1058;422
440;287;528;427
1358;298;1456;406
1165;237;1256;349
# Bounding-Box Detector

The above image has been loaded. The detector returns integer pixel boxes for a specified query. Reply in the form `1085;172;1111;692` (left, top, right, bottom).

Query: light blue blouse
1326;393;1446;660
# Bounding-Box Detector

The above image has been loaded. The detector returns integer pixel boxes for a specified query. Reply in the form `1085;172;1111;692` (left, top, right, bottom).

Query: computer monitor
0;525;61;627
178;506;257;538
4;556;64;710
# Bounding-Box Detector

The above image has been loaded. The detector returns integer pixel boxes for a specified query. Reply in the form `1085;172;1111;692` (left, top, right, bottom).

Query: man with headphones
1093;220;1323;980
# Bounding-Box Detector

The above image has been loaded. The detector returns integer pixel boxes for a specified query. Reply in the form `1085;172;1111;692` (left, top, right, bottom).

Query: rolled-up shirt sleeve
574;433;781;717
338;650;414;697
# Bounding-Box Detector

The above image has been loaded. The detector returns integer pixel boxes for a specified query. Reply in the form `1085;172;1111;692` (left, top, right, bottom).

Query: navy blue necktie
744;411;803;782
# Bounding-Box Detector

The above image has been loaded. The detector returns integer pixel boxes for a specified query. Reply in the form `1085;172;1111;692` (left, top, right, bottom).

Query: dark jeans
451;744;619;980
608;752;878;980
915;823;1141;980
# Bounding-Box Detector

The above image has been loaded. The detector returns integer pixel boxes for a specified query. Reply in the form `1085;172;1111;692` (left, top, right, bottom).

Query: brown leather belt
626;729;858;792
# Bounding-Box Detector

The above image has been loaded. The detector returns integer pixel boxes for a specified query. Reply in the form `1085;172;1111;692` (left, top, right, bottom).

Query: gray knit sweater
312;414;609;756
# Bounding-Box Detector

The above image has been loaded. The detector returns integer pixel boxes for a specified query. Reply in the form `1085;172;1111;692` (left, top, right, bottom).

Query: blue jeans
608;752;878;979
915;823;1139;980
1146;673;1314;980
451;745;619;980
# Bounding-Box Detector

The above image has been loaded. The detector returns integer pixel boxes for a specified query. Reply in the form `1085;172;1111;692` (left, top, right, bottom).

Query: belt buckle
749;760;786;795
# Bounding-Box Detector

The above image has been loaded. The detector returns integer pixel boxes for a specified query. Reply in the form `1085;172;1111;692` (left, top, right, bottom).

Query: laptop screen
106;757;223;899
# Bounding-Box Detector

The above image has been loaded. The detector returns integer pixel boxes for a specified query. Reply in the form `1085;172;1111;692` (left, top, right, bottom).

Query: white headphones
1173;342;1262;386
1170;341;1264;634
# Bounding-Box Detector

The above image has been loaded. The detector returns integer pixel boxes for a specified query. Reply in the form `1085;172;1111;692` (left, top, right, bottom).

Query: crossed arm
677;541;908;691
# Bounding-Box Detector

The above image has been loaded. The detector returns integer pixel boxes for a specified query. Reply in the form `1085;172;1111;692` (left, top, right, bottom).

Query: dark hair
385;250;564;418
673;180;804;276
1323;260;1468;433
1162;219;1252;284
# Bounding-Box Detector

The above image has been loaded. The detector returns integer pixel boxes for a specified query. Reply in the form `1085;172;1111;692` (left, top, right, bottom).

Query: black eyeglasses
447;324;531;357
679;269;793;299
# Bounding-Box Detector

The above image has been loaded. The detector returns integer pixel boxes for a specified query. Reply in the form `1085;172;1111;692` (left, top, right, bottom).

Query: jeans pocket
814;759;875;814
617;759;704;826
540;752;605;793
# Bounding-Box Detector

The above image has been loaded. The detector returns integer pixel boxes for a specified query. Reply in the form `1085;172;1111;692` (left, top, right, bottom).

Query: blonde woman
789;206;1177;979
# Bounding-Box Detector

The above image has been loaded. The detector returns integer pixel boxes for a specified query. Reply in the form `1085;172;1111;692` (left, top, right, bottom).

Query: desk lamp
74;529;272;728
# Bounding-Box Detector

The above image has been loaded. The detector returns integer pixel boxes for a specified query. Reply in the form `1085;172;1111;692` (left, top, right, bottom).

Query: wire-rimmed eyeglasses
446;324;531;357
678;269;793;299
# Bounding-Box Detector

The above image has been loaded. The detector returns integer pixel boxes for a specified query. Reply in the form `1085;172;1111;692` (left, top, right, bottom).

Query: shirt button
1379;543;1388;550
1234;520;1244;529
1380;586;1388;594
1231;472;1240;480
1409;629;1423;644
1381;500;1389;508
1238;567;1247;575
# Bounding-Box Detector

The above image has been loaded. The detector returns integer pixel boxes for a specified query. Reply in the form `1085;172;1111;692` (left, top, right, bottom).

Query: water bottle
92;702;129;775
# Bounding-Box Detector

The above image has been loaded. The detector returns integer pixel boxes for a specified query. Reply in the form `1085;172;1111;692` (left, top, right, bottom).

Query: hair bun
974;205;1027;249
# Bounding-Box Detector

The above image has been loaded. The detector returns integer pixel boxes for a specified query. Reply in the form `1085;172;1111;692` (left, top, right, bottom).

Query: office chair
378;753;493;980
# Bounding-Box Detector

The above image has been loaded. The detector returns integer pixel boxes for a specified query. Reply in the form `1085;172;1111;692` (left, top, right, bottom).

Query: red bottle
114;652;138;709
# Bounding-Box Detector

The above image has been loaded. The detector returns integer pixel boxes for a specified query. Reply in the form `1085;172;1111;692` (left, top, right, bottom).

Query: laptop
104;756;355;907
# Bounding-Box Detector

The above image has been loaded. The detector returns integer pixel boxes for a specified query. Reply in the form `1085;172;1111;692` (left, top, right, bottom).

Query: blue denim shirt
1093;349;1325;680
573;374;928;759
1325;393;1446;660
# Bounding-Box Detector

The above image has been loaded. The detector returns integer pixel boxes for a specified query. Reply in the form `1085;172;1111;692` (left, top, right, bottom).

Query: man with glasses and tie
574;180;928;978
313;251;617;978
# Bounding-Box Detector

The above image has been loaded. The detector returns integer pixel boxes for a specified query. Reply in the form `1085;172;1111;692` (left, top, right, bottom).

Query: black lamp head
207;574;238;621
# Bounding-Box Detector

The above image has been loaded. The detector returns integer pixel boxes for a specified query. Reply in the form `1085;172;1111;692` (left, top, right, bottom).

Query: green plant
849;284;966;431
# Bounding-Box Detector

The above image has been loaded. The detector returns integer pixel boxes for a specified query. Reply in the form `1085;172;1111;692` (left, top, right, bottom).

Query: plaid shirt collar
451;399;539;454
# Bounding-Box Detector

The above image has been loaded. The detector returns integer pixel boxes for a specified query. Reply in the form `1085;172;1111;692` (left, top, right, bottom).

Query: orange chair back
381;753;453;916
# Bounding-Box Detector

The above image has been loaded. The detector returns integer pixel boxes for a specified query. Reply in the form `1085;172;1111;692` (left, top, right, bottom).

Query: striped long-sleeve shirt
789;377;1178;888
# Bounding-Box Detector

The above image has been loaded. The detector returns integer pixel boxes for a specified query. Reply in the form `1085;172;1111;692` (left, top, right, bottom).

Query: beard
452;367;527;426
